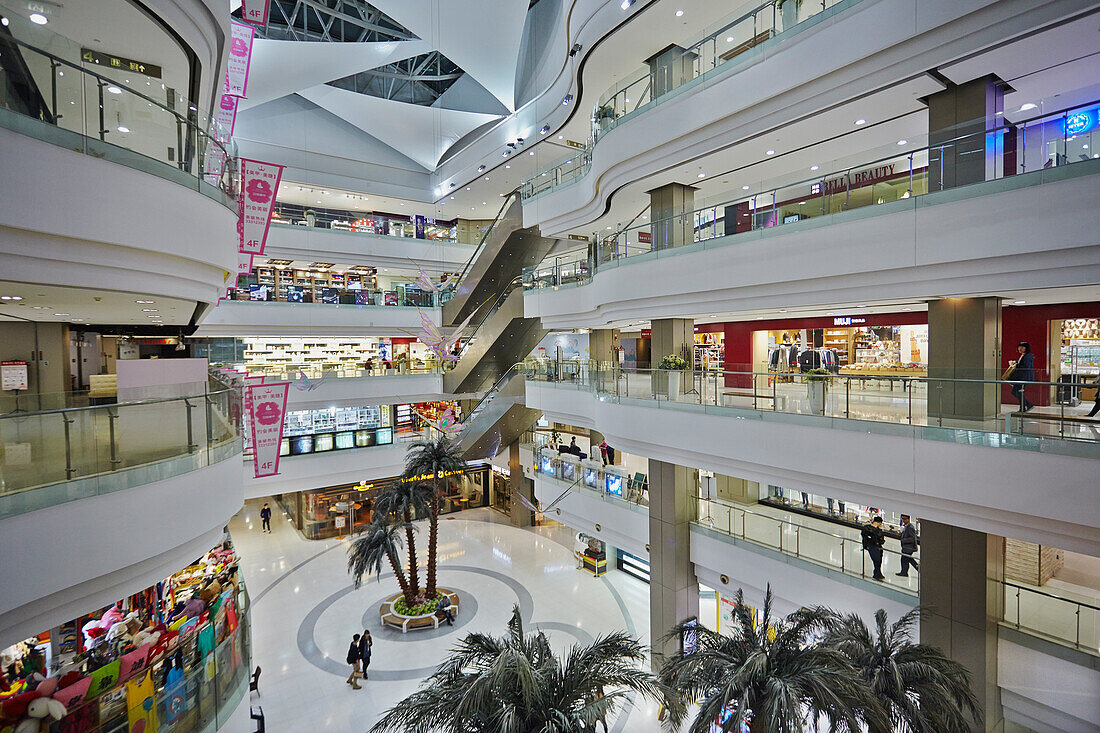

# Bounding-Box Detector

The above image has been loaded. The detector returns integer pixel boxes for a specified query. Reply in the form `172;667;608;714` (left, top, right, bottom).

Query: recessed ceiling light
0;295;22;300
858;304;867;307
779;309;787;313
826;312;834;316
107;86;122;94
54;313;69;316
697;172;705;178
709;314;716;318
606;226;612;230
855;119;866;125
897;139;908;146
529;151;535;156
117;126;130;133
316;200;321;203
481;202;486;205
902;307;912;311
477;165;485;172
810;165;819;171
725;36;734;42
766;149;775;155
1;17;8;26
505;164;511;169
1014;300;1026;305
757;316;764;320
675;9;684;16
557;135;564;140
32;306;48;309
741;185;750;190
29;12;47;24
136;300;154;303
1019;103;1037;111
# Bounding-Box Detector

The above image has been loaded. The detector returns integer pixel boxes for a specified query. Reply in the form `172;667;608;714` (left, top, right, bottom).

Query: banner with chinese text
238;158;283;255
248;382;288;478
226;22;255;97
240;0;271;25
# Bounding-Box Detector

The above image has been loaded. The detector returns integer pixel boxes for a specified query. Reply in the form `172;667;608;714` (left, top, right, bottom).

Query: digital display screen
376;428;393;445
335;431;355;450
540;454;554;474
249;284;268;301
355;290;372;305
279;438;290;456
606;474;623;497
584;468;599;488
561;462;576;481
355;429;375;448
290;435;314;455
314;433;335;452
321;288;340;304
286;285;304;303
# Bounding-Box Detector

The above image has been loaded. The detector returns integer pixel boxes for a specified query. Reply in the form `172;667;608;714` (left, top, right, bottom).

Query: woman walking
1009;341;1035;412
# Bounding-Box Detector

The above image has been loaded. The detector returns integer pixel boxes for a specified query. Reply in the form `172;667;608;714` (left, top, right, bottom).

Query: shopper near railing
860;516;887;581
1008;342;1036;412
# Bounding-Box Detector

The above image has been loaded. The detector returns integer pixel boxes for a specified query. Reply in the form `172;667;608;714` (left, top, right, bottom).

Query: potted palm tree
658;353;689;401
370;604;662;732
304;208;317;227
820;607;982;733
660;587;889;733
347;518;416;606
402;436;465;598
804;367;830;415
373;480;432;597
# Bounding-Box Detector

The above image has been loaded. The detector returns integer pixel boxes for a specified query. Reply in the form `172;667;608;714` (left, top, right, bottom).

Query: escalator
443;191;558;328
0;26;55;123
457;364;540;460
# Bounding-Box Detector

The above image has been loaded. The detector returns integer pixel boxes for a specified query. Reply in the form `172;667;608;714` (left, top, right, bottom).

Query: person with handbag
345;634;362;689
861;516;886;581
1007;342;1035;412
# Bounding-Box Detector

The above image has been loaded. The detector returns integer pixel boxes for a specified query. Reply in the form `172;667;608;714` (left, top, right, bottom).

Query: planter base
379;588;459;633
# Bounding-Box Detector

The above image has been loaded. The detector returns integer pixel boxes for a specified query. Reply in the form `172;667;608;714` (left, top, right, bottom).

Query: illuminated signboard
81;49;162;79
1065;110;1097;136
833;316;868;326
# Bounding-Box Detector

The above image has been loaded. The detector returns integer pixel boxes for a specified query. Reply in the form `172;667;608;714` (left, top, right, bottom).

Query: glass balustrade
1003;582;1100;654
522;0;859;200
523;99;1100;289
0;389;242;518
521;361;1100;448
0;8;237;205
532;446;650;511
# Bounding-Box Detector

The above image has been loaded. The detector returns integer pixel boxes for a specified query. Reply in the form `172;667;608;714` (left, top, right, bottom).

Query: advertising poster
1;360;28;390
249;382;289;478
414;214;426;239
240;0;271;25
239;159;284;256
225;22;254;97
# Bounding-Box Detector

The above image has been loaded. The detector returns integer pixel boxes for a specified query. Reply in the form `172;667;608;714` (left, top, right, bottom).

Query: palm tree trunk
404;508;420;595
748;716;769;733
426;477;440;597
386;548;415;605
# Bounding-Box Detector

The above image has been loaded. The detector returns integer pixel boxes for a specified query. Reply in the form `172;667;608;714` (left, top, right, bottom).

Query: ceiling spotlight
29;12;47;24
477;165;485;172
897;139;908;146
810;165;819;171
529;151;535;155
466;186;471;191
766;149;775;155
726;36;734;42
675;9;684;16
1013;300;1026;305
142;308;158;312
136;300;154;303
484;176;489;181
117;125;130;133
562;94;573;106
741;185;750;190
54;313;69;316
855;119;866;125
502;151;510;157
539;125;549;135
481;202;486;205
620;0;635;9
107;86;122;94
505;164;510;168
557;135;564;140
697;172;705;178
1019;103;1037;112
1;17;9;26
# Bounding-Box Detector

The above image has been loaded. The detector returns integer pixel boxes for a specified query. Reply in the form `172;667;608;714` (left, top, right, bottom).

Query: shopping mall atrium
1;0;1099;730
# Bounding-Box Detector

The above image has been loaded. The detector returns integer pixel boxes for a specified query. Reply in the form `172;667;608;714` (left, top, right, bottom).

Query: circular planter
379;588;459;633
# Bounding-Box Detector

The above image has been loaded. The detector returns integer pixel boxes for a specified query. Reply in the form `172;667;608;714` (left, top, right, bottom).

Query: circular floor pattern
362;587;478;641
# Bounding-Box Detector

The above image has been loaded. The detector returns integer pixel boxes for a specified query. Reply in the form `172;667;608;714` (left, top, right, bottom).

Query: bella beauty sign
247;381;289;478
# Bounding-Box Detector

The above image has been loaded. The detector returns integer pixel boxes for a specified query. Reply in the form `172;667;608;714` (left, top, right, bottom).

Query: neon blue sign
1065;110;1096;136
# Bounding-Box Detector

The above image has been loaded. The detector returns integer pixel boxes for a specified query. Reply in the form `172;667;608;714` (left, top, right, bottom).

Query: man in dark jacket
345;634;362;689
896;514;919;577
359;629;372;680
861;516;886;581
259;503;272;533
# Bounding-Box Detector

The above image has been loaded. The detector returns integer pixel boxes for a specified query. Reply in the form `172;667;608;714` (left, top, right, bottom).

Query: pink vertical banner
242;375;265;451
241;0;271;25
234;251;254;290
249;382;289;478
226;22;255;97
239;159;283;255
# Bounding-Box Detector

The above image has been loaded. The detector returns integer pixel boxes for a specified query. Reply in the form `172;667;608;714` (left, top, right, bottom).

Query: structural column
919;521;1004;731
927;75;1006;191
927;297;1002;423
648;459;699;665
648;182;696;251
508;441;534;528
650;317;694;391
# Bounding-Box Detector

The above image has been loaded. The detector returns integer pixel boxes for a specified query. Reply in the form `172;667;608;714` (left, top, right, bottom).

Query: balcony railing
532;445;650;510
523;361;1100;449
1003;581;1100;655
521;0;859;200
0;388;241;519
523;99;1100;290
0;7;237;206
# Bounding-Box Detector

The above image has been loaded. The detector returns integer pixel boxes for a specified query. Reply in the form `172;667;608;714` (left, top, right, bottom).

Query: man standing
359;629;373;680
259;503;272;533
861;516;886;581
345;634;362;689
896;515;919;577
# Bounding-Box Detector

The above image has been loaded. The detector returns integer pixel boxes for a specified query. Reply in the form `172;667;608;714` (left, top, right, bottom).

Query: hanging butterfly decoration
415;406;463;439
407;261;455;297
293;370;327;392
401;306;479;362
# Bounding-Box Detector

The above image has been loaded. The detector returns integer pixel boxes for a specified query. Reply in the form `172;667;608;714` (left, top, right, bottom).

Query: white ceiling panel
298;85;503;170
369;0;529;112
241;38;433;111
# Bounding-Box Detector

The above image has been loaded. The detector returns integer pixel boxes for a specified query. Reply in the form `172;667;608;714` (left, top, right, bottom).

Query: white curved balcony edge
243;441;407;500
532;473;649;560
144;0;229;114
526;381;1100;555
194;300;441;337
0;127;236;306
264;223;475;274
998;635;1100;733
523;0;1082;234
526;162;1100;329
0;452;243;648
284;373;460;411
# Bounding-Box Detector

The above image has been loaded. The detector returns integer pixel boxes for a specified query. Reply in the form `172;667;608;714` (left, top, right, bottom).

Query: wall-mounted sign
567;233;589;241
81;49;162;79
565;139;585;149
240;0;271;25
1065;109;1097;136
833;316;868;326
1;360;28;390
820;163;897;197
637;230;652;244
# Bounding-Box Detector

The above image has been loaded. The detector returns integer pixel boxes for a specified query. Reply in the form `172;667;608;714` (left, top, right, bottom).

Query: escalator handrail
455;276;524;360
462;361;527;426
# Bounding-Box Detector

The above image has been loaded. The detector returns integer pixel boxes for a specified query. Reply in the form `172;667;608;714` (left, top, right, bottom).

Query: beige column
927;297;1002;423
647;182;696;251
648;459;699;666
508;441;534;527
919;521;1004;732
650;318;694;391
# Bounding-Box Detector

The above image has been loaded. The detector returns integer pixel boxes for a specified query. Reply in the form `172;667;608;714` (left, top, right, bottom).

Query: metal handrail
453;190;520;286
0;388;234;420
1003;580;1100;613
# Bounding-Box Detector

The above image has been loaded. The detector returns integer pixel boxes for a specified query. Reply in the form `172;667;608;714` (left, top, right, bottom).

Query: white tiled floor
232;499;661;732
